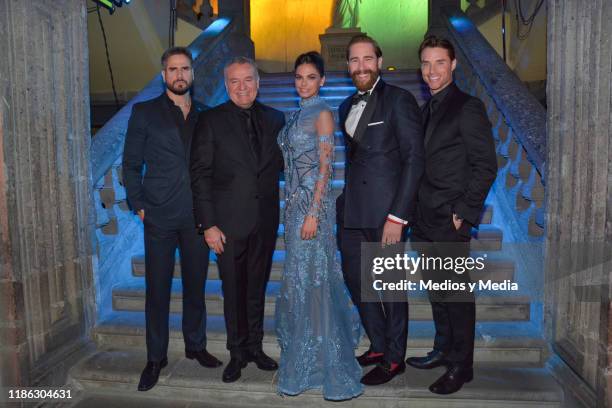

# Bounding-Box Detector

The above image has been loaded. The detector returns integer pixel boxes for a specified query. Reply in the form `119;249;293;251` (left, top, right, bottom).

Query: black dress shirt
424;83;453;129
163;92;198;154
226;101;264;162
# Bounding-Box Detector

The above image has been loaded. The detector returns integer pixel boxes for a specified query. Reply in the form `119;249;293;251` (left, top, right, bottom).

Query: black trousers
411;224;475;367
215;222;276;359
338;224;409;364
144;222;209;362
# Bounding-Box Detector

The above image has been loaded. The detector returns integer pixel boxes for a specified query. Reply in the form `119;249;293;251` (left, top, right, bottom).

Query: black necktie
242;108;261;161
424;98;439;130
351;92;369;105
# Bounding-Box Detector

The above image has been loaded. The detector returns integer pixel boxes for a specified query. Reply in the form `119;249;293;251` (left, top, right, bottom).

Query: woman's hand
301;215;318;240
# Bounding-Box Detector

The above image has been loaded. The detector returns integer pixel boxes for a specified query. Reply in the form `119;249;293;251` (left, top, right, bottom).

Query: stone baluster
505;136;520;188
98;168;118;235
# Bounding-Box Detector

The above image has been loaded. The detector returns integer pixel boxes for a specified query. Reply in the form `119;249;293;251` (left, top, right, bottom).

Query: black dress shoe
428;364;473;395
406;350;449;369
222;358;248;383
245;350;278;371
360;361;406;386
138;357;168;391
356;349;384;367
185;349;223;368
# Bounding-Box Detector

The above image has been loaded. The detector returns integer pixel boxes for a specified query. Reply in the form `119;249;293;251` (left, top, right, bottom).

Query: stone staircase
67;70;565;407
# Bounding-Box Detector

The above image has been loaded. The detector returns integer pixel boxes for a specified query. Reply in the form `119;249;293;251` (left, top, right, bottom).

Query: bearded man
336;35;424;386
123;46;222;392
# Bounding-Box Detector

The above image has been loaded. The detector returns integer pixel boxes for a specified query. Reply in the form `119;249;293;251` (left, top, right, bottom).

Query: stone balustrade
445;8;546;239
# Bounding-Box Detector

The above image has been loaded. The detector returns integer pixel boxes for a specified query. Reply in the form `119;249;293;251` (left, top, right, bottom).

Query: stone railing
443;8;546;239
89;17;252;317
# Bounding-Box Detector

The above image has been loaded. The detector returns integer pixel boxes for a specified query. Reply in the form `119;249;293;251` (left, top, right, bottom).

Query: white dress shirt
345;76;380;138
344;75;408;226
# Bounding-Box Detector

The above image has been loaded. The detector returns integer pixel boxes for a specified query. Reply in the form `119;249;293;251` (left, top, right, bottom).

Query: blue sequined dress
275;95;363;400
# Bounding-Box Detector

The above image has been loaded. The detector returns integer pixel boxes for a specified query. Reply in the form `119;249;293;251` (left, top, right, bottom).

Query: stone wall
444;8;546;240
546;1;612;407
0;0;95;391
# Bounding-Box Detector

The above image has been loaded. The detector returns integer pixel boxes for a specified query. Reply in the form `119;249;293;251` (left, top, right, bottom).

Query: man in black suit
406;36;497;395
337;35;425;386
190;56;285;383
123;47;222;392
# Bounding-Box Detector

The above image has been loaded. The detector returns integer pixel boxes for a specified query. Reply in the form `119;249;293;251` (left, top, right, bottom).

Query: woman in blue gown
275;51;363;400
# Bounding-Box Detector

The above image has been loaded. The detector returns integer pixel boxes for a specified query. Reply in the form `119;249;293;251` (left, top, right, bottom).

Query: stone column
546;1;612;406
428;0;460;35
0;0;95;391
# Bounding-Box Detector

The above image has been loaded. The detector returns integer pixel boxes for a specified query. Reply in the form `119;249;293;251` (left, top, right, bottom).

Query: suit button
255;194;260;199
257;172;261;178
362;180;367;185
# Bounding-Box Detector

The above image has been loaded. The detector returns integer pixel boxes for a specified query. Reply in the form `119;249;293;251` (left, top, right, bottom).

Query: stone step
272;223;502;251
259;86;425;107
112;279;529;321
259;83;357;93
259;69;422;82
132;241;513;284
258;77;424;90
93;312;549;366
279;202;493;229
334;144;346;161
68;348;561;407
257;81;425;98
274;95;426;112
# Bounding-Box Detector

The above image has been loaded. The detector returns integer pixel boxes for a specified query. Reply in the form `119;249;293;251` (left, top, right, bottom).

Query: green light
94;0;115;13
353;0;428;69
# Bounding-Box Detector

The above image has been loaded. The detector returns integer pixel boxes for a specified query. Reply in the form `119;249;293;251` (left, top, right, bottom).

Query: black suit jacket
190;100;285;239
416;83;497;241
337;78;425;229
122;94;205;229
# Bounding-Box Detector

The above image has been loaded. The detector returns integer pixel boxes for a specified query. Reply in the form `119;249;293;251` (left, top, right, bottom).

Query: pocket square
367;121;384;127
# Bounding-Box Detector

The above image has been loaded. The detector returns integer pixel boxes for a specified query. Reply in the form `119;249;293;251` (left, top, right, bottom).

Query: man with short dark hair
407;35;497;395
337;34;425;386
123;46;222;392
190;56;285;383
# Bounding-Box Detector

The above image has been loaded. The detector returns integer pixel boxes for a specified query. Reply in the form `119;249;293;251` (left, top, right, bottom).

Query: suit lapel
424;84;456;148
352;79;383;143
253;101;280;169
156;96;186;158
255;103;272;171
339;99;351;136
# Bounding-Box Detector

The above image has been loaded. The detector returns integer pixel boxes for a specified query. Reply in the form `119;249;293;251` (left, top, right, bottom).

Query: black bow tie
351;92;370;105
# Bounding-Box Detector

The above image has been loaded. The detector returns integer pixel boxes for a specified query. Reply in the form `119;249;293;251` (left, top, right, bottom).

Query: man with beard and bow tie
336;35;425;386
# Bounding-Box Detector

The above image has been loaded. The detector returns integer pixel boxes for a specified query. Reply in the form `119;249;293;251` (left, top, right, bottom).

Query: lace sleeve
307;111;335;219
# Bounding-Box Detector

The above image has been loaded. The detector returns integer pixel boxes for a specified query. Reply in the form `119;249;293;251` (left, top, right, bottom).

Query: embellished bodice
277;95;335;219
